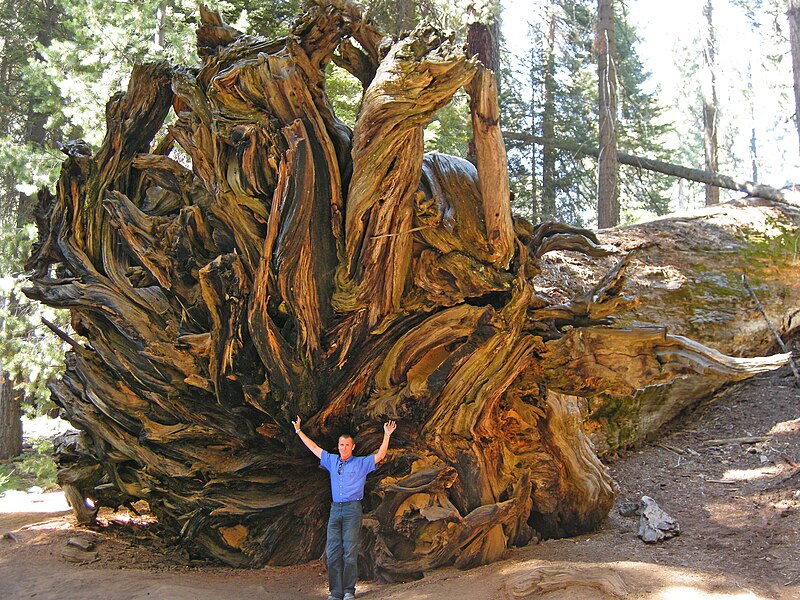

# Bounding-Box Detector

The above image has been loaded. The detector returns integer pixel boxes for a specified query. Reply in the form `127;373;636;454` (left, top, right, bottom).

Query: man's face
338;436;355;460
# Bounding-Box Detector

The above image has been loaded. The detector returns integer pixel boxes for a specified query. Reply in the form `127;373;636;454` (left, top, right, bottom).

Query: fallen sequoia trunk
533;199;800;454
25;1;789;578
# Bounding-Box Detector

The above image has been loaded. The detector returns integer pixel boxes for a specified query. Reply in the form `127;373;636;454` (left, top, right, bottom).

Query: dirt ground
1;365;798;600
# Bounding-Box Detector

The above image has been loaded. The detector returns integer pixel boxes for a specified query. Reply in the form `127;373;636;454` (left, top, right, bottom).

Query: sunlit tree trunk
541;9;557;221
595;0;618;228
789;0;800;156
0;372;23;459
529;43;540;223
702;0;720;206
154;0;168;50
747;62;759;182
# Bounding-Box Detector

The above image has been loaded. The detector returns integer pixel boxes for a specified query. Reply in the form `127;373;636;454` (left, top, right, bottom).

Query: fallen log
504;132;799;205
534;198;800;454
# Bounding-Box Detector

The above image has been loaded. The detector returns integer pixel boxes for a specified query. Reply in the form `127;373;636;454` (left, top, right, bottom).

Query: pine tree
501;0;675;227
614;7;673;220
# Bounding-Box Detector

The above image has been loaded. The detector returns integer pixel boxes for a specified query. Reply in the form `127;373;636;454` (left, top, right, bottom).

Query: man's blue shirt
320;450;376;502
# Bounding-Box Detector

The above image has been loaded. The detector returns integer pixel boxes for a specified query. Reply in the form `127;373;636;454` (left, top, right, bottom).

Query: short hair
338;433;354;443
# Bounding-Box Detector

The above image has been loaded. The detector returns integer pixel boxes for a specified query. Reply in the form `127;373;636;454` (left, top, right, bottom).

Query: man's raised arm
374;420;397;464
292;416;323;459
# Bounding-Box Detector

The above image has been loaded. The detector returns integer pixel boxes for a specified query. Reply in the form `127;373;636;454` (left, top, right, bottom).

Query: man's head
338;434;355;460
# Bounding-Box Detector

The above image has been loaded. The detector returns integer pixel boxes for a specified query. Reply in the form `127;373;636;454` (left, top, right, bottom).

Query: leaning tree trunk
25;0;788;579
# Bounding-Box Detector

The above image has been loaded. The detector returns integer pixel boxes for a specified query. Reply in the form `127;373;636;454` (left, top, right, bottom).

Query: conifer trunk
595;0;619;228
789;0;800;157
541;9;557;221
702;0;720;206
0;372;23;460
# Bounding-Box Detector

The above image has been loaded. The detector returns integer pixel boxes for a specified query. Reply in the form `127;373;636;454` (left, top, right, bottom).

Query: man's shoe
326;596;342;600
343;594;355;600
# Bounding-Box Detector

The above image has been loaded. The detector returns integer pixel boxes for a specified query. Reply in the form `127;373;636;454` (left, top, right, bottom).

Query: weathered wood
467;65;515;268
703;436;769;446
532;199;800;454
25;0;789;579
506;565;629;599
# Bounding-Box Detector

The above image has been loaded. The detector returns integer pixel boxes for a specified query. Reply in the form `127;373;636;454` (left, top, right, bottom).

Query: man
292;416;397;600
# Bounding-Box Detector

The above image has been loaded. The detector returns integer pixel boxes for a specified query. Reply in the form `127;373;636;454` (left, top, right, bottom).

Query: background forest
0;0;798;460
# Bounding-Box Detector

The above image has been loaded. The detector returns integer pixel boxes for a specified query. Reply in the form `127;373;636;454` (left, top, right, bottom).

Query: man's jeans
326;500;363;599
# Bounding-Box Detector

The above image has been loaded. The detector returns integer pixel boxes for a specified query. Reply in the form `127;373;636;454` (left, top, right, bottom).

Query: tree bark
394;0;416;36
0;372;23;460
595;0;619;228
528;44;539;222
533;198;800;452
747;63;759;182
541;9;557;221
789;0;800;157
702;0;720;206
504;132;798;203
24;0;789;577
466;1;514;267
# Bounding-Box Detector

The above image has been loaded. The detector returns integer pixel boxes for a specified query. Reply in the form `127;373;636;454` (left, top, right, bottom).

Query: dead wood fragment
656;443;684;455
505;565;629;599
703;436;770;445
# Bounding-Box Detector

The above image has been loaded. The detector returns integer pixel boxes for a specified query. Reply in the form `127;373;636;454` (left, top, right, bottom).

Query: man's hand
292;416;301;433
375;420;397;464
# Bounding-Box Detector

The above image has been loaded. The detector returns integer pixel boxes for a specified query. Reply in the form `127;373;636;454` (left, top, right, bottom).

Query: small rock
637;496;680;543
67;537;96;551
618;502;639;517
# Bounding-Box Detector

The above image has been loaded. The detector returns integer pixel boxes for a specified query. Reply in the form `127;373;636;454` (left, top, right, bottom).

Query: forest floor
1;365;798;600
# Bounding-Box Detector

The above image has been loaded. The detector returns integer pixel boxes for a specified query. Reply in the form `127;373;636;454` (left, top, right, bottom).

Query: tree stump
24;0;788;579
